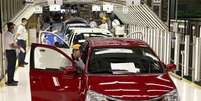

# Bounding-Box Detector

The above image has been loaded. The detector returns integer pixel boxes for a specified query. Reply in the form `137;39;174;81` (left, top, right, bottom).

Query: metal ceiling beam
98;0;126;5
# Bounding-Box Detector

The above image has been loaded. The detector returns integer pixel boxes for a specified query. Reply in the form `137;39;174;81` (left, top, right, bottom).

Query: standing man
89;17;97;28
99;16;108;30
16;18;28;67
4;22;19;86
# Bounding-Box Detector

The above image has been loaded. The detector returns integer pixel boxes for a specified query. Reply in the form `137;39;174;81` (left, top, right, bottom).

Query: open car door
30;43;80;101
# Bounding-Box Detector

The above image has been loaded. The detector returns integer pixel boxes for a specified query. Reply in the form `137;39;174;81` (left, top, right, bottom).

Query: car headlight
163;89;179;101
85;90;179;101
85;90;108;101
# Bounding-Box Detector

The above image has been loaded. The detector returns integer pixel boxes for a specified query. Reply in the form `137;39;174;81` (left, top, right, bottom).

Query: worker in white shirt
4;22;19;86
89;17;97;28
99;16;108;30
112;19;120;29
16;18;28;67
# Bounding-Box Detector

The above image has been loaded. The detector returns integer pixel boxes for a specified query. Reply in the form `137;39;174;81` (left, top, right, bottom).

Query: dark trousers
6;50;17;83
17;40;26;65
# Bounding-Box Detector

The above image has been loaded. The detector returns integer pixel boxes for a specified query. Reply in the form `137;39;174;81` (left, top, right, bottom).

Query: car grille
106;96;164;101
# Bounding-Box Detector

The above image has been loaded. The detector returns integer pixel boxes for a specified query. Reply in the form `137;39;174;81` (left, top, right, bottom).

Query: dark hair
7;22;15;29
54;42;60;47
22;18;27;22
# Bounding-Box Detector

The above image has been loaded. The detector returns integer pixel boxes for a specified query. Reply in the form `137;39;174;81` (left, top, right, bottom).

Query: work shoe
18;64;24;67
12;80;19;83
24;62;28;65
5;82;18;86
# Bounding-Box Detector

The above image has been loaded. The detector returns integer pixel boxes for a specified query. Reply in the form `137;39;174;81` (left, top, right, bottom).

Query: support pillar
164;31;168;64
174;33;181;71
184;35;190;76
166;32;172;64
194;37;201;81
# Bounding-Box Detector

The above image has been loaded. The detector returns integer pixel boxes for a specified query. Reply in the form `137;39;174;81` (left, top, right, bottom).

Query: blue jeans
17;40;26;65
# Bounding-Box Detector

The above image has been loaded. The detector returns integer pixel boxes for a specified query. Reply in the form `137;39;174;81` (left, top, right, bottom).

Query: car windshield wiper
89;70;112;74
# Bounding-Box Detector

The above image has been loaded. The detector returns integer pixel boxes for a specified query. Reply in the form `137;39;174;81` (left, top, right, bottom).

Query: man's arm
74;59;85;73
16;32;20;37
16;25;22;37
10;43;19;48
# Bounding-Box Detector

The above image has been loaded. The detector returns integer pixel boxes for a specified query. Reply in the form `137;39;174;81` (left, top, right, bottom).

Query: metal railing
127;26;171;65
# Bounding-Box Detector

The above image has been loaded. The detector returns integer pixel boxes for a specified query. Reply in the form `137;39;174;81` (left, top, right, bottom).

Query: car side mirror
166;64;176;72
63;66;77;74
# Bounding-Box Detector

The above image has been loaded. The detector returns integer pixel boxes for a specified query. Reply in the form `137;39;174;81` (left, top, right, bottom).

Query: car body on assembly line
29;37;179;101
67;28;113;47
40;27;112;49
60;17;90;37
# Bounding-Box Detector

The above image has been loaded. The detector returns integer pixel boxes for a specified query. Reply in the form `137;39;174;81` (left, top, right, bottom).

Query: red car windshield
88;48;164;74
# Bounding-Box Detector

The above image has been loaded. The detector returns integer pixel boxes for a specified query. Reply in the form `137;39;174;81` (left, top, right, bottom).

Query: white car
67;28;113;47
60;17;90;36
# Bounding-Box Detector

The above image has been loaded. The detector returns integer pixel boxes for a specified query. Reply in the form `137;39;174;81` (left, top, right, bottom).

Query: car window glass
82;33;111;38
68;31;74;45
72;33;112;45
34;47;72;70
95;49;133;54
42;33;69;48
89;48;162;74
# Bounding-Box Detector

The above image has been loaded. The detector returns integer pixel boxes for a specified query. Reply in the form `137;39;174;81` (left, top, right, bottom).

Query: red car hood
87;73;176;100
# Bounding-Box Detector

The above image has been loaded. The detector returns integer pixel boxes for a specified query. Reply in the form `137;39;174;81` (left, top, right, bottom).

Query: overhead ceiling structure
62;0;126;5
62;0;168;30
113;4;168;30
63;0;99;4
99;0;126;5
34;0;168;30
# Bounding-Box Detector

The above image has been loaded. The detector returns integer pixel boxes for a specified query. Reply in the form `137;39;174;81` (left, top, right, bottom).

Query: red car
30;37;179;101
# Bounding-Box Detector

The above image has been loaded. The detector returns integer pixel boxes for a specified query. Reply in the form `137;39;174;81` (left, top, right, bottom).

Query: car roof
87;37;149;48
72;28;111;34
64;17;88;24
66;23;90;27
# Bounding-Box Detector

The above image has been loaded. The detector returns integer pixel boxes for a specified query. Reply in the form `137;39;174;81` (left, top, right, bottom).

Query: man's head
101;16;107;23
7;22;15;33
72;44;81;59
21;18;28;26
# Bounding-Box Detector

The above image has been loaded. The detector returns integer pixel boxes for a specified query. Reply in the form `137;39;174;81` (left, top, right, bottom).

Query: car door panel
30;43;80;101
